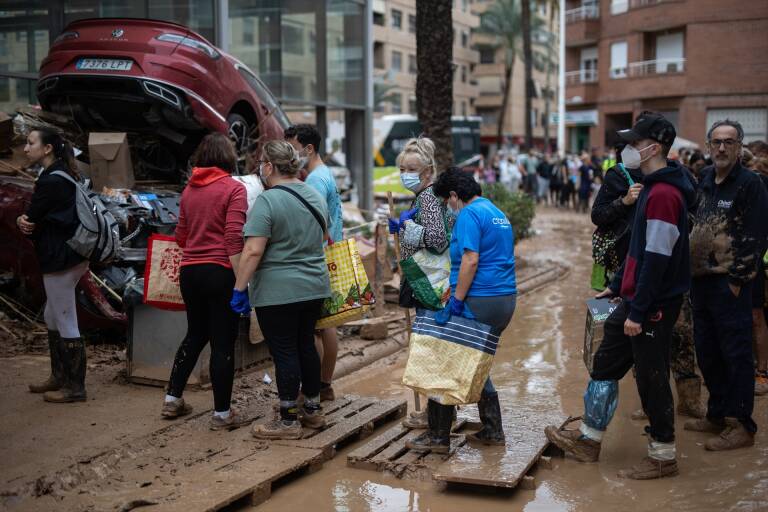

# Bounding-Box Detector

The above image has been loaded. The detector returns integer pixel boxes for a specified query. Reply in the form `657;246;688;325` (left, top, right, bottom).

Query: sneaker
617;457;679;480
544;424;601;463
630;409;648;421
298;407;327;429
705;418;755;451
402;409;428;429
161;398;193;419
251;419;303;440
683;417;725;434
756;373;768;396
320;386;336;402
210;409;251;431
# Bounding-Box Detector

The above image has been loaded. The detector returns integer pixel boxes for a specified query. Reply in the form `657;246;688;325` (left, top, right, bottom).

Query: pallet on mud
432;411;566;489
346;418;469;478
269;395;407;459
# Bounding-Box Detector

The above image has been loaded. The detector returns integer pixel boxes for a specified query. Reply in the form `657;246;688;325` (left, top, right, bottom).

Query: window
610;41;628;78
461;65;467;83
580;46;598;82
611;0;628;15
706;108;768;143
409;96;417;114
373;12;385;26
655;32;684;73
408;54;417;74
408;14;416;34
479;46;495;64
392;9;402;30
391;92;403;114
392;50;402;72
242;18;254;45
461;101;467;116
461;31;469;48
282;24;304;55
374;42;385;69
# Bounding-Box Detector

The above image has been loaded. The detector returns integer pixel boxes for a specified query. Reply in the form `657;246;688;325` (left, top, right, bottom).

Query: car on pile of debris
36;18;290;176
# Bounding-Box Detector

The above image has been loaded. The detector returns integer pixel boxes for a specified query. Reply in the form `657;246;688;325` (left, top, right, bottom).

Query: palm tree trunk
497;61;514;151
521;0;534;150
543;2;556;151
416;0;453;172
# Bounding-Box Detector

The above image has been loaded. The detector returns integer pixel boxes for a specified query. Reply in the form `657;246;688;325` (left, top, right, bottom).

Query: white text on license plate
76;59;133;71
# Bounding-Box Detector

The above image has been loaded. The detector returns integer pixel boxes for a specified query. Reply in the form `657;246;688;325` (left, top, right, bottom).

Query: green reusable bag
400;248;451;310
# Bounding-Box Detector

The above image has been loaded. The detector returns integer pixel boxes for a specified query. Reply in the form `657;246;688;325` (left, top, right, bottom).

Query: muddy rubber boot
430;403;454;454
683;417;725;434
467;391;505;446
705;418;755;451
406;400;452;454
44;337;87;403
675;377;706;418
402;408;428;429
617;456;679;480
544;422;601;463
29;331;64;393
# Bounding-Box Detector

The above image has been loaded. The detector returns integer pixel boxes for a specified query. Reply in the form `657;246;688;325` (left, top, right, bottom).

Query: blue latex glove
230;288;251;315
388;208;419;234
387;217;400;235
434;297;476;326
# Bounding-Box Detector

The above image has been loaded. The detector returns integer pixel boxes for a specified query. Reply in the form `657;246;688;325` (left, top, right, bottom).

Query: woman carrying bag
405;168;517;453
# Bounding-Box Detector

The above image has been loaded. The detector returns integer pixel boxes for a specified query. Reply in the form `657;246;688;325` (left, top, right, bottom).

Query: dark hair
688;150;705;166
747;140;768;158
433;167;481;202
191;133;238;174
31;126;77;175
284;124;321;153
707;119;744;142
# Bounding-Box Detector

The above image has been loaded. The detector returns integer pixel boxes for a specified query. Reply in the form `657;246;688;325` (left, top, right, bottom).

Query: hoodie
610;161;696;323
175;167;247;268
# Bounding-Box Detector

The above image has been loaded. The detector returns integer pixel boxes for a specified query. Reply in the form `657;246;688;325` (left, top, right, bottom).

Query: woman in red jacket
160;133;248;430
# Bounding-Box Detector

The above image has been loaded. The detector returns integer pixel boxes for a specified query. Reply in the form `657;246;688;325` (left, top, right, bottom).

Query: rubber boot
468;391;505;445
29;331;64;393
44;337;87;403
675;377;706;419
406;400;452;454
432;403;454;454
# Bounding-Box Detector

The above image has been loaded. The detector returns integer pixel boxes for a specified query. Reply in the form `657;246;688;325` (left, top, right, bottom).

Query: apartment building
565;0;768;152
471;0;560;152
372;0;479;118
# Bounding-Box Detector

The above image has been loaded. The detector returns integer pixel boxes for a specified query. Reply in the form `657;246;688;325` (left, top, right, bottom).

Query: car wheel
227;113;250;158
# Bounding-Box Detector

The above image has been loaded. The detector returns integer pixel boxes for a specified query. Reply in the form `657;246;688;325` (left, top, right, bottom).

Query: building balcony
565;69;599;105
565;5;600;47
565;69;598;85
603;58;687;100
628;57;685;77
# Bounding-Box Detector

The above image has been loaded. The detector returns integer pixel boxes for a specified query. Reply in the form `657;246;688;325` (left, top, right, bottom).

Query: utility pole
557;0;566;156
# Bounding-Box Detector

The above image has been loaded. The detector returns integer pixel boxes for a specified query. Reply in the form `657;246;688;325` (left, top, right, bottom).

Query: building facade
565;0;768;152
471;0;561;153
371;0;479;118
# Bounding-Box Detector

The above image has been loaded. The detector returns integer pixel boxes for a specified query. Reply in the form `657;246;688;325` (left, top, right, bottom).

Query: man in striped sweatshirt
546;112;696;479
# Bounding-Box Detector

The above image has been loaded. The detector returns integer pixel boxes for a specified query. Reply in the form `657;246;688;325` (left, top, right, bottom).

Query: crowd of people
546;112;768;480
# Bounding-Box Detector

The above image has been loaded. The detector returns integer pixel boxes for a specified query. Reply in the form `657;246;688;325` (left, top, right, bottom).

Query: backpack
591;164;635;273
52;170;121;264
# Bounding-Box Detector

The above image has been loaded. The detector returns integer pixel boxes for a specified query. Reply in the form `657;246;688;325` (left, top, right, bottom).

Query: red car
37;18;289;163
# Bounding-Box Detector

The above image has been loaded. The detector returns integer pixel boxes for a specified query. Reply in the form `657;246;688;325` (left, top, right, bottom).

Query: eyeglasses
708;139;740;149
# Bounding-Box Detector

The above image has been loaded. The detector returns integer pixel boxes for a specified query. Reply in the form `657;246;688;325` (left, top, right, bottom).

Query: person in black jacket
16;127;89;404
686;120;768;451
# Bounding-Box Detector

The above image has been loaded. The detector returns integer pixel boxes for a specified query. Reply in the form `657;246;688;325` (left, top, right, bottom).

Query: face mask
258;163;271;189
400;172;421;192
447;204;458;218
621;144;655;169
297;150;310;170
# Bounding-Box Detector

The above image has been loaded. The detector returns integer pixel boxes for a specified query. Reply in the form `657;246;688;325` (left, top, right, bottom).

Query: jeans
589;298;682;443
168;264;238;412
692;276;757;433
255;299;324;403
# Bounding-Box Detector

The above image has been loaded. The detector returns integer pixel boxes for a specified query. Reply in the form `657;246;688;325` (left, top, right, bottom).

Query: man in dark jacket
546;112;694;479
684;119;768;451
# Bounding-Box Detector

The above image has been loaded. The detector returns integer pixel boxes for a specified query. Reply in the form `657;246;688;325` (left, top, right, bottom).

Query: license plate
76;58;133;71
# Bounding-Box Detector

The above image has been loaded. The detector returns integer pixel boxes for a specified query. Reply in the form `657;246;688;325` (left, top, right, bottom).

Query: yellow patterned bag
402;310;500;405
316;239;375;329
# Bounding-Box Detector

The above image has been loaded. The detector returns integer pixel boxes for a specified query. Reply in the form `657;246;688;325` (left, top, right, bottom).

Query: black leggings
255;299;324;404
167;264;238;412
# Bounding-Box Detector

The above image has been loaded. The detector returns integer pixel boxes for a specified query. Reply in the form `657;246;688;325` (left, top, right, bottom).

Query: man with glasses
686;119;768;451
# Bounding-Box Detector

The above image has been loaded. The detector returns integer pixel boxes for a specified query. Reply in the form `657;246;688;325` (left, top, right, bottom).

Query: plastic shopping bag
402;309;499;405
143;234;185;311
400;249;451;310
316;238;374;329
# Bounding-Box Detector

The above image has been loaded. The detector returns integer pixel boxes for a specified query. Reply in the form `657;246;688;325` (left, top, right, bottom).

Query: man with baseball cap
545;111;696;479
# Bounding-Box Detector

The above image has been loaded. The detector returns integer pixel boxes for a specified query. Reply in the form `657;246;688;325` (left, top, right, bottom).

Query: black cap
617;111;676;147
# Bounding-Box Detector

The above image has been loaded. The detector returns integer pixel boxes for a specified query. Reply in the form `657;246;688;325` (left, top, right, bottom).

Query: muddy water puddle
253;209;768;512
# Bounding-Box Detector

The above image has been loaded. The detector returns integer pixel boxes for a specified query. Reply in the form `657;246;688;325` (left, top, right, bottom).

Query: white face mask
400;172;422;192
258;163;271;189
621;144;655;170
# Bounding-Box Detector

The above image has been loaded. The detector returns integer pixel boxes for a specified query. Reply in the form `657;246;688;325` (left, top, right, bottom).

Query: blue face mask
400;172;421;192
447;204;458;218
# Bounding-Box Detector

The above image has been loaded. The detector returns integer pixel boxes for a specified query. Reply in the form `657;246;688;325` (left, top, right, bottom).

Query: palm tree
539;0;559;151
477;0;545;151
521;0;534;150
416;0;453;171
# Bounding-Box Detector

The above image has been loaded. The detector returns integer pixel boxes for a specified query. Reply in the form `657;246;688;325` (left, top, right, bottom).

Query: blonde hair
262;139;301;176
396;136;437;174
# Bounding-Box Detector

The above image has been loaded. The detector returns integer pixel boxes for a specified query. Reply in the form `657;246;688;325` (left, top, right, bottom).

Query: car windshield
236;66;290;128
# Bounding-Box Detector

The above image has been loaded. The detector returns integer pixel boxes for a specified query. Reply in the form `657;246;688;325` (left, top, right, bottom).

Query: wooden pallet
347;418;469;478
271;395;408;459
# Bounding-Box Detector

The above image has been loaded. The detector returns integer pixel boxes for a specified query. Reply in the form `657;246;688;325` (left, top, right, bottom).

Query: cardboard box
87;132;134;190
583;298;619;374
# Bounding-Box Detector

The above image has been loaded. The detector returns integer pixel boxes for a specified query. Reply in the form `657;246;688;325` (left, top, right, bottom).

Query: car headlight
54;31;79;44
156;33;220;60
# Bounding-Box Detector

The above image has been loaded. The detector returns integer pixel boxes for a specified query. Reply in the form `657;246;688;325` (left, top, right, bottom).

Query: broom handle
388;192;421;413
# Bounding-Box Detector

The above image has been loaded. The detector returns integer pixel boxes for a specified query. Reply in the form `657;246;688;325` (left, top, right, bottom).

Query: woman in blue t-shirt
405;167;517;454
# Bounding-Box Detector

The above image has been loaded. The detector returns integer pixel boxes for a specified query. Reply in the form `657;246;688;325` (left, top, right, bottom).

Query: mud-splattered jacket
610;162;696;323
689;163;768;285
